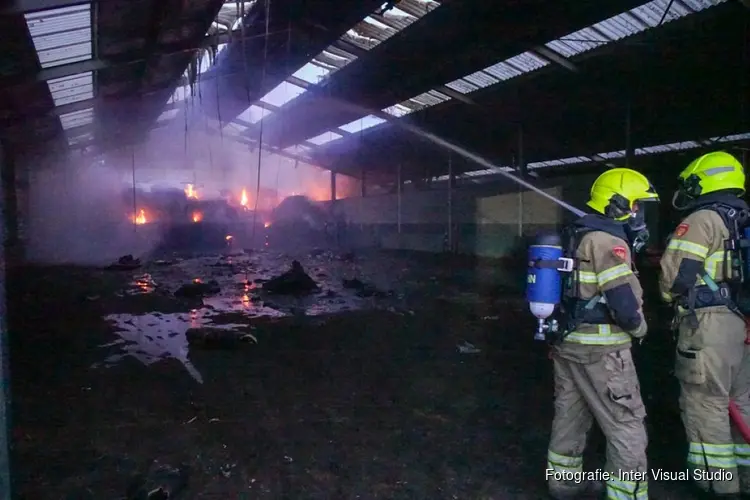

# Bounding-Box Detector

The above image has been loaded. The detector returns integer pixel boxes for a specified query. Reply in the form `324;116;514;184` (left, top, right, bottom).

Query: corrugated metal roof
546;0;727;58
307;131;343;146
48;71;93;106
598;150;626;159
382;103;412;117
59;108;93;130
25;3;92;69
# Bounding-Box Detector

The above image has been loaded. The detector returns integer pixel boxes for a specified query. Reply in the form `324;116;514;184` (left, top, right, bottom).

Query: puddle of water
95;309;247;383
97;251;416;380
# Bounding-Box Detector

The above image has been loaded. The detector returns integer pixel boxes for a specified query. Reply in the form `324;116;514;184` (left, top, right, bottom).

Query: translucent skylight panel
544;27;608;58
718;133;750;142
171;85;192;103
236;104;271;124
444;78;479;94
637;145;671;154
410;90;450;108
59;108;93;130
198;43;228;74
224;122;248;134
363;16;393;31
259;80;306;107
598;150;626;159
504;51;549;73
463;70;499;89
593;12;648;41
48;72;93;106
25;4;92;69
339;115;387;133
292;62;332;84
67;131;92;146
157;109;179;122
661;140;701;150
483;61;523;81
543;0;725;59
382;103;414;117
340;0;441;51
284;144;313;156
307;131;343;146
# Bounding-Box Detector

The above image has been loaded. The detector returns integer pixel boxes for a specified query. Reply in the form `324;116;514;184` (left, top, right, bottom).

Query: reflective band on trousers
735;443;750;467
667;239;709;259
547;450;582;473
607;477;648;500
688;442;737;469
565;326;631;346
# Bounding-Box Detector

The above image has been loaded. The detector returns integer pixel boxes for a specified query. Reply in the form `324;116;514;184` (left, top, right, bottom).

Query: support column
624;102;634;165
517;124;525;237
330;171;336;202
397;163;402;234
1;146;20;266
0;142;12;500
447;153;455;252
360;167;366;198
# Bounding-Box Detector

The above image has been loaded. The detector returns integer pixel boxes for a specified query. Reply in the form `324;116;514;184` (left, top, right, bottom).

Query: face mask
672;190;693;211
625;202;649;253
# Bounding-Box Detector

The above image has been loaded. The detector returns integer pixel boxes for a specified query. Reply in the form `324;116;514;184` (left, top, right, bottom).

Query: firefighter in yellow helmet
547;168;658;500
659;151;750;498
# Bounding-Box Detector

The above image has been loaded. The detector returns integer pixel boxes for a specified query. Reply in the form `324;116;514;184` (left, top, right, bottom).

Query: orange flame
185;184;199;199
225;235;233;240
192;211;203;223
240;188;248;209
264;222;271;228
133;209;147;225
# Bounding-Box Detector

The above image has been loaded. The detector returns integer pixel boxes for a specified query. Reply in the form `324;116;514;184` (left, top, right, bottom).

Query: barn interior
0;0;749;498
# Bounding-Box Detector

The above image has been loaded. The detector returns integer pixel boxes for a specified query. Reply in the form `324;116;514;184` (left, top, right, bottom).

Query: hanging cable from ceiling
250;0;272;245
131;145;138;233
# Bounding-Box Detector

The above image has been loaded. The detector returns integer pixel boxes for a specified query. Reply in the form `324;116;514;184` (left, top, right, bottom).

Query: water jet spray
328;99;586;218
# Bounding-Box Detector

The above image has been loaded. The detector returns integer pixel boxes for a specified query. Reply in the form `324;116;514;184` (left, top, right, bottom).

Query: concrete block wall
329;174;597;259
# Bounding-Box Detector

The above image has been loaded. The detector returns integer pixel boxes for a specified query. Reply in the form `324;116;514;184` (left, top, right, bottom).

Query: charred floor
7;242;693;499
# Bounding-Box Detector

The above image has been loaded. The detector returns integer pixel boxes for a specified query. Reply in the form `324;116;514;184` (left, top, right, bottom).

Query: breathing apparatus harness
671;196;750;330
529;215;633;345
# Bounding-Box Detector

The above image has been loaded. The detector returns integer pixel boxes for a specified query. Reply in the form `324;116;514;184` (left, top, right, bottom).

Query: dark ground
7;248;697;499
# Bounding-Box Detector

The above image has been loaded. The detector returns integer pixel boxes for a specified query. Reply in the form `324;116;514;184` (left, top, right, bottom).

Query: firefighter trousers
675;309;750;495
547;348;648;500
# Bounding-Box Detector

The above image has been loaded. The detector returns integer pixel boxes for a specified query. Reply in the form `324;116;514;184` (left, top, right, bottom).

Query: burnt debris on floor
8;249;693;499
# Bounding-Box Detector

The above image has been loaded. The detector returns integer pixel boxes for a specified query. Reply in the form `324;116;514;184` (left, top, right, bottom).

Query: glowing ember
264;222;271;228
133;209;147;225
185;184;199;199
193;278;201;284
192;211;203;223
225;235;233;240
240;188;248;209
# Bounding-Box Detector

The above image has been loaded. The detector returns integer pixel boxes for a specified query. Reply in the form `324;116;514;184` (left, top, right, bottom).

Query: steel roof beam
0;27;290;89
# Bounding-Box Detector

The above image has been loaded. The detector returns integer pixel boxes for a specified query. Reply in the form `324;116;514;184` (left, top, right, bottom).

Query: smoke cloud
26;159;161;265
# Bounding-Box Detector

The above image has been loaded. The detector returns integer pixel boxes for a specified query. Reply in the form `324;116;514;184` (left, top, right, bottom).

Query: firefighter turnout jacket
556;215;647;358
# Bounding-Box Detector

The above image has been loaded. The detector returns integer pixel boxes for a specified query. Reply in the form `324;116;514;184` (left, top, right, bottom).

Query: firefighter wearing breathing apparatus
659;151;750;499
533;168;658;500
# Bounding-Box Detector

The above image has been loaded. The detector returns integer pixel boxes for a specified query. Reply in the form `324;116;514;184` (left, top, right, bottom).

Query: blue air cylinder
526;233;563;321
744;227;750;280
